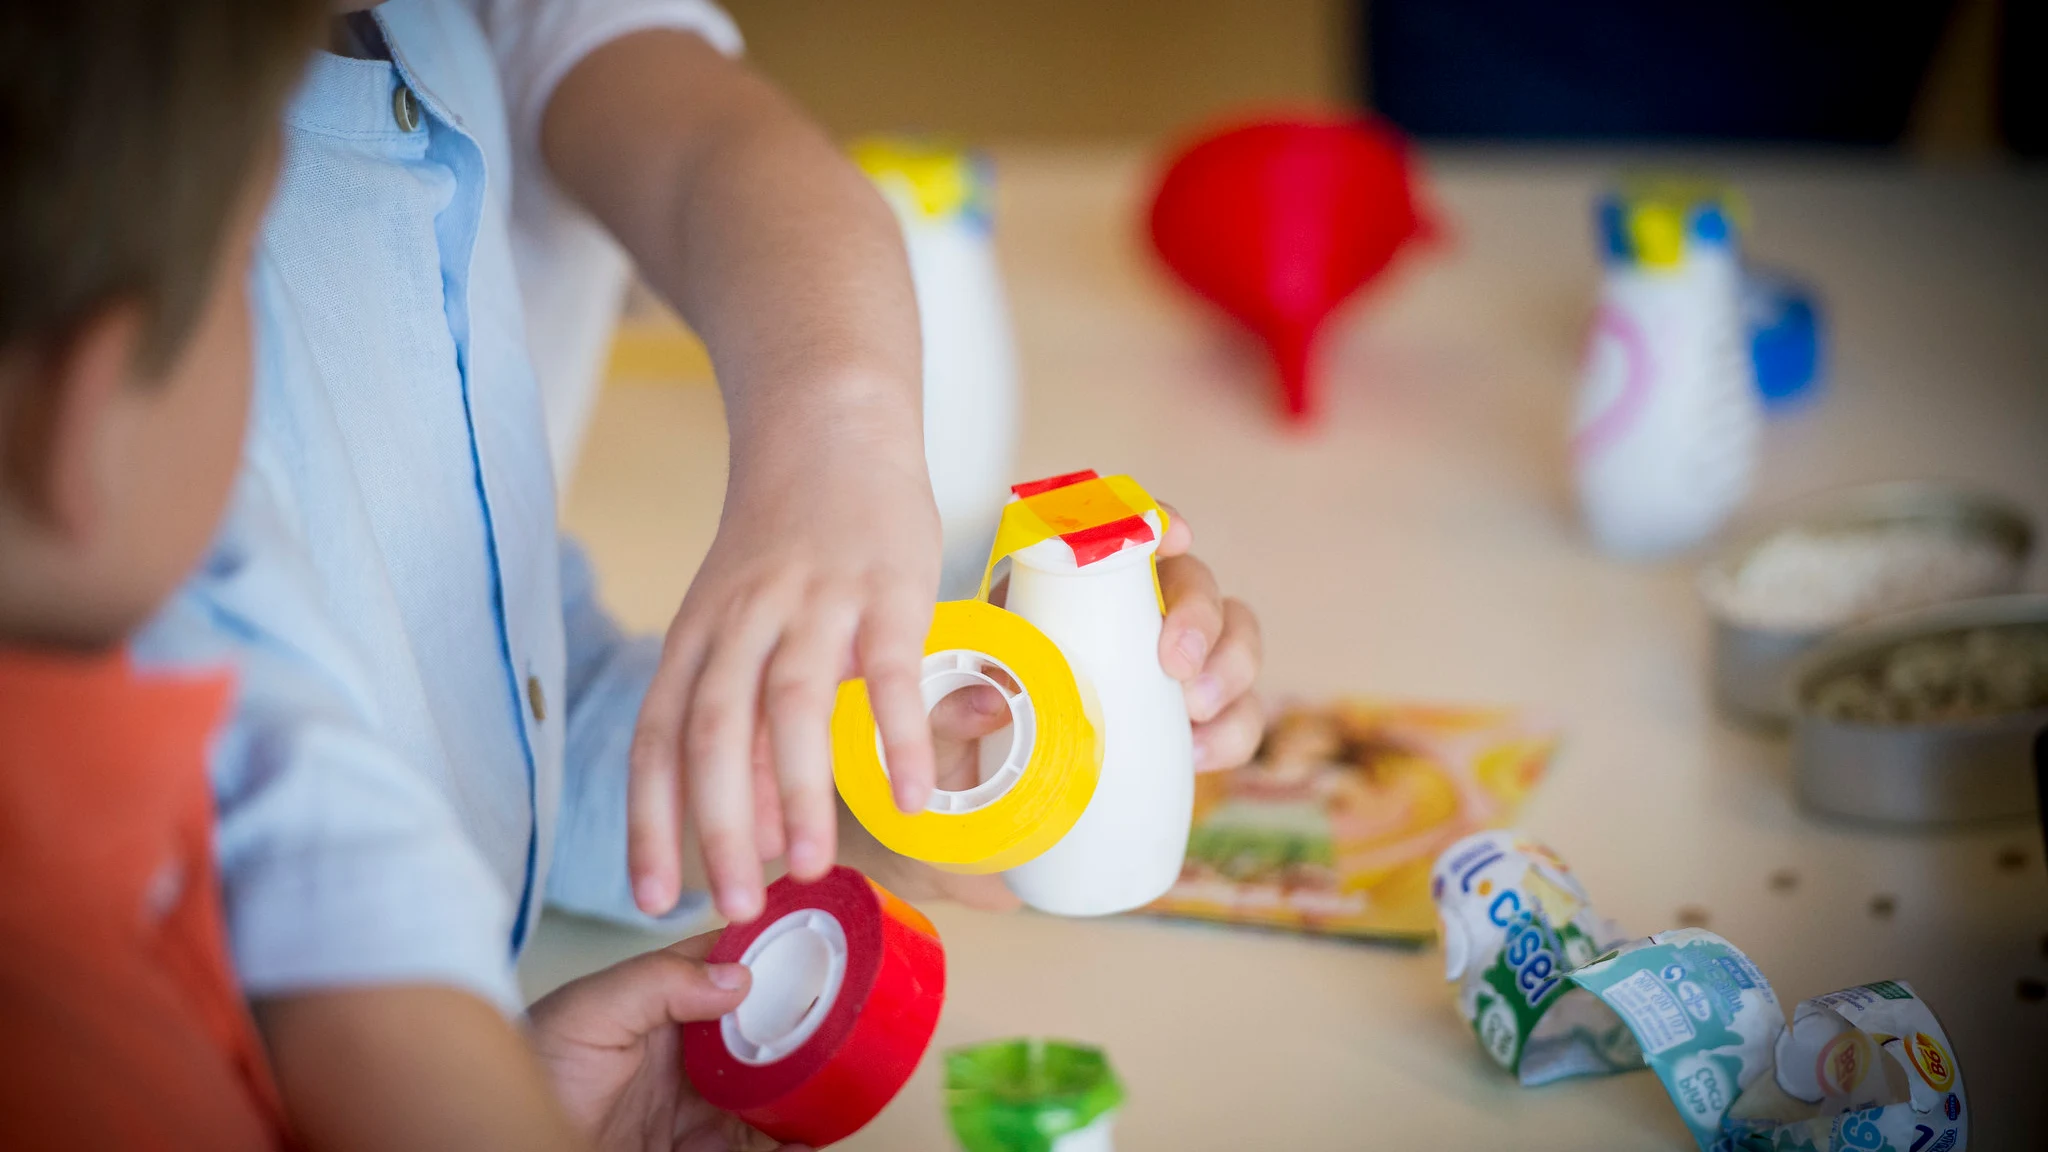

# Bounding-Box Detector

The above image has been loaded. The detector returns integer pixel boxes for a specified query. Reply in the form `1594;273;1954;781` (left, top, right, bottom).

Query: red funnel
1148;115;1438;425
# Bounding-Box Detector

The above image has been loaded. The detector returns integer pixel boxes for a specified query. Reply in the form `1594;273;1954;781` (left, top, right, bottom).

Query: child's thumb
578;946;751;1040
651;949;751;1030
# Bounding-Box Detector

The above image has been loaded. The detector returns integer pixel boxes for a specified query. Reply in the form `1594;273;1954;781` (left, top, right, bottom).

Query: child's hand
629;441;942;924
926;504;1266;773
528;934;807;1152
1150;505;1266;772
845;504;1265;910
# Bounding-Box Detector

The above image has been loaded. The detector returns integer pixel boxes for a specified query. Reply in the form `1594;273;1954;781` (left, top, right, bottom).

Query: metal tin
2035;725;2047;852
1709;618;1826;730
1789;594;2048;826
1700;480;2035;727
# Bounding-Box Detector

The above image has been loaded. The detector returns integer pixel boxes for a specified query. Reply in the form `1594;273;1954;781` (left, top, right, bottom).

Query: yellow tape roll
832;599;1101;875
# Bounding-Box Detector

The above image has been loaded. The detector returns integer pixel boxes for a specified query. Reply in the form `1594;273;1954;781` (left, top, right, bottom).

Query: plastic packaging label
1431;833;1968;1152
1430;831;1639;1084
1570;930;1969;1152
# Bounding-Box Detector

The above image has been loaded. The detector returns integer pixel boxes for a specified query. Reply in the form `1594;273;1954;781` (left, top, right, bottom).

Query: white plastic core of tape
722;908;849;1066
875;648;1036;815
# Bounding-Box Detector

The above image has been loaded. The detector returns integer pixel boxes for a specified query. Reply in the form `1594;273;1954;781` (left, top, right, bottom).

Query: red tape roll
682;867;945;1147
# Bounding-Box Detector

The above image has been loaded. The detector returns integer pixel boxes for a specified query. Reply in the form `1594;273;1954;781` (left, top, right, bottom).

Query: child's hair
0;0;323;372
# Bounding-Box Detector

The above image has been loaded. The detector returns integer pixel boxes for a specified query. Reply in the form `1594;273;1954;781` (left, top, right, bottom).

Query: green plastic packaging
1431;831;1639;1085
945;1039;1124;1152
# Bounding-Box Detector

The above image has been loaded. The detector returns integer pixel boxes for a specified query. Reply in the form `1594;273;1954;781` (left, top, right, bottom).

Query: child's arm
255;951;793;1152
255;987;586;1152
540;30;939;924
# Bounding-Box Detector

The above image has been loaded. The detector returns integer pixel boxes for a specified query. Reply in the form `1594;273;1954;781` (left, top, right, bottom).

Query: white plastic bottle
999;509;1195;916
1056;1116;1115;1152
853;139;1020;600
1571;183;1760;558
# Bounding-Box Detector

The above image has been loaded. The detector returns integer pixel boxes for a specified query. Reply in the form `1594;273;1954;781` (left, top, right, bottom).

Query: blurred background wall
719;0;2022;156
719;0;1353;140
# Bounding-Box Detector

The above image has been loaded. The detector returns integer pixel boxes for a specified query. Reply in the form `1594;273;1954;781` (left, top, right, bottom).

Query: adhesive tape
833;598;1101;874
980;470;1168;605
682;866;945;1147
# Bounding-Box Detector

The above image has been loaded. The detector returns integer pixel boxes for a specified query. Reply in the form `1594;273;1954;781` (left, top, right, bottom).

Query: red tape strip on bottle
681;866;945;1147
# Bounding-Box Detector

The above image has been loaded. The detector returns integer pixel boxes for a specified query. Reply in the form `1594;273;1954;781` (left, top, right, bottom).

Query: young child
148;0;1265;1132
0;5;327;1144
0;4;800;1149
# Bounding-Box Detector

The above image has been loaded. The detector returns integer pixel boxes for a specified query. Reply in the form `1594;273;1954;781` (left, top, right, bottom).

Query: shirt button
527;675;547;723
392;85;422;132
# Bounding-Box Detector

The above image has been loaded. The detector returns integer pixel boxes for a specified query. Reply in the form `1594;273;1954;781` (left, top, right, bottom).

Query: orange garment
0;648;288;1150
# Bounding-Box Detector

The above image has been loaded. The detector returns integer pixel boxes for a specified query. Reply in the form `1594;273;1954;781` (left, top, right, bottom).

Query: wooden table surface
524;148;2048;1149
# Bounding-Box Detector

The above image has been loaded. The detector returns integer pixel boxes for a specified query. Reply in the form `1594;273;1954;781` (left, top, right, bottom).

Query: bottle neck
1010;542;1159;587
1006;544;1164;632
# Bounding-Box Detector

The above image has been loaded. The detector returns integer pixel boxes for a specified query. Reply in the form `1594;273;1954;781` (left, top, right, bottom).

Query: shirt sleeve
463;0;743;200
544;537;712;931
133;470;524;1015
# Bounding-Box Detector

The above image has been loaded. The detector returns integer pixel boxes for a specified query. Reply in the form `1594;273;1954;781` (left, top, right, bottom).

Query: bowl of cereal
1700;481;2034;727
1789;594;2048;826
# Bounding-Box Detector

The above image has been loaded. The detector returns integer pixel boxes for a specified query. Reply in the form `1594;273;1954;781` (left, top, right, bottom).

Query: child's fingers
1185;597;1262;723
665;930;722;962
928;683;1007;739
686;590;801;922
1156;552;1225;681
673;1124;799;1152
1157;501;1194;558
750;728;785;862
859;592;936;814
762;601;860;881
531;939;747;1051
928;682;1008;791
836;807;1023;912
640;949;751;1029
686;730;767;923
627;629;709;915
1193;690;1265;773
932;870;1025;912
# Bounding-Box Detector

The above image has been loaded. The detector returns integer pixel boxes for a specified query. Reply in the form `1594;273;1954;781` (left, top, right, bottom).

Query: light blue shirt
135;0;718;1012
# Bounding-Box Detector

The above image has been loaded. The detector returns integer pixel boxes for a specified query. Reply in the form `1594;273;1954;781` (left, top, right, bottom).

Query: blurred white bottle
853;139;1020;599
1571;181;1760;558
